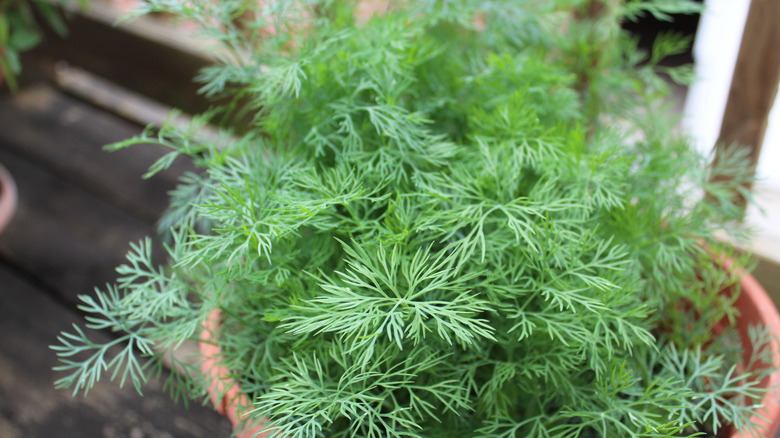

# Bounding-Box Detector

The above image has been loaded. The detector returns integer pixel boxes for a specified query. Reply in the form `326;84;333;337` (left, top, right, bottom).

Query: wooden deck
0;85;231;437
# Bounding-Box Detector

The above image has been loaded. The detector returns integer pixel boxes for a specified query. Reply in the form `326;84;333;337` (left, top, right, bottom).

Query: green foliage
52;1;776;437
0;0;87;91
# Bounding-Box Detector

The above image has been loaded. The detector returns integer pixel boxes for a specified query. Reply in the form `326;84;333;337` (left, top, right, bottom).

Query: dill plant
52;1;776;437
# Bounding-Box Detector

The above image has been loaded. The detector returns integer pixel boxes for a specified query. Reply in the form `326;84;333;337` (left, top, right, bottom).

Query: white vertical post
682;0;751;157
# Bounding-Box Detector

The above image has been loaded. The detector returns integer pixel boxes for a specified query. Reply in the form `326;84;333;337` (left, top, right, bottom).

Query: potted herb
52;1;780;437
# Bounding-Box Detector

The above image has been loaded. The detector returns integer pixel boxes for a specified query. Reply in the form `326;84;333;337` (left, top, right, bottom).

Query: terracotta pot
199;266;780;438
0;162;18;234
724;259;780;438
200;310;271;438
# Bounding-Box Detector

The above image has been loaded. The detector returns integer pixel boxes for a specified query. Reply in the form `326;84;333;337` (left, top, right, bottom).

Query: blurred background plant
0;0;88;91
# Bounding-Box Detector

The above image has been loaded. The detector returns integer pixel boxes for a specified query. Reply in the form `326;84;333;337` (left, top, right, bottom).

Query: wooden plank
0;142;158;305
0;260;231;438
52;65;226;147
716;0;780;166
33;5;213;115
0;85;192;224
0;86;195;305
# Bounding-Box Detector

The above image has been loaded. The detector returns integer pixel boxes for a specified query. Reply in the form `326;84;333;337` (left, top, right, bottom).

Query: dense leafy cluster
53;1;773;437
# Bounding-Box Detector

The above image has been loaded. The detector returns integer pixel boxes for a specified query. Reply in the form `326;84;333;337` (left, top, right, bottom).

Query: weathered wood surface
0;262;231;438
0;86;191;222
0;85;231;437
0;86;194;305
35;4;213;115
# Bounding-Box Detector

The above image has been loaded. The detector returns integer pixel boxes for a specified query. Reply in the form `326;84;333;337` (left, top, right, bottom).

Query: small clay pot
0;162;18;234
